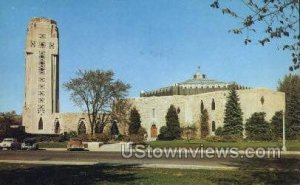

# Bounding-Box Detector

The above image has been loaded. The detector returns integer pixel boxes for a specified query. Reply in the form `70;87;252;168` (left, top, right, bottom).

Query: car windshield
24;139;36;144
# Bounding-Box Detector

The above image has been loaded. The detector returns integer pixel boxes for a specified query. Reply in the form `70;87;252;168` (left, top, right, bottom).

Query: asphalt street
0;150;299;170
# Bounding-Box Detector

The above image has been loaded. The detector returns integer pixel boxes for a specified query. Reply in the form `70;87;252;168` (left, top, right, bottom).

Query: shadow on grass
0;163;143;185
213;158;300;185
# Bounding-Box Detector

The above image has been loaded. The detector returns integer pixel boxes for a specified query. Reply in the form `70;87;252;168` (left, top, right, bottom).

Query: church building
22;17;285;140
130;71;285;139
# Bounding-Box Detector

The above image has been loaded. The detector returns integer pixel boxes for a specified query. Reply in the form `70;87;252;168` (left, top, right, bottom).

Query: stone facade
130;88;285;139
23;17;60;134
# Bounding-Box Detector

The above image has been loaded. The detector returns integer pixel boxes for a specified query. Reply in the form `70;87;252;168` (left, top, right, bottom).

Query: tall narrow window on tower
38;117;43;130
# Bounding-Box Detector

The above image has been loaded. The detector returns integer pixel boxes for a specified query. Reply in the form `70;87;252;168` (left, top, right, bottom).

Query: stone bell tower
23;17;59;134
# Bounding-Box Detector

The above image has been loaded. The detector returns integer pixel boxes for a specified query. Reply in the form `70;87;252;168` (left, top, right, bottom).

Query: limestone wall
48;113;124;136
23;17;59;134
129;88;285;139
51;113;91;134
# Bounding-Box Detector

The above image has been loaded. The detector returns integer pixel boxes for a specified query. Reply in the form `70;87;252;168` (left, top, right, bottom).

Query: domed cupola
193;66;205;80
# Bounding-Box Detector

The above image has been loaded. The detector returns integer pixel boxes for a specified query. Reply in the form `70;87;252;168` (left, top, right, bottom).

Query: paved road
0;150;299;170
0;150;230;166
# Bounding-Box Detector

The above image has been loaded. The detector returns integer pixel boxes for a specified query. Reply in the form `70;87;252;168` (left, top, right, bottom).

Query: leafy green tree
64;69;130;136
215;127;224;136
138;127;147;136
245;112;272;140
129;108;141;135
157;126;170;140
223;86;244;137
158;105;182;140
165;105;182;140
200;109;209;138
270;111;283;139
0;111;22;138
211;0;299;71
278;74;300;139
159;126;168;136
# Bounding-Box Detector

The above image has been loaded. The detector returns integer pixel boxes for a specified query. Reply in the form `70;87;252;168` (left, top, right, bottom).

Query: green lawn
0;163;299;185
149;140;300;151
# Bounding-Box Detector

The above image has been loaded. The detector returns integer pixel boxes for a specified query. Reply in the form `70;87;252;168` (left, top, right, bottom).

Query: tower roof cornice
30;17;57;25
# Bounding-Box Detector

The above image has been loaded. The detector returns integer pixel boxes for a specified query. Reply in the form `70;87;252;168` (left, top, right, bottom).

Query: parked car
67;138;85;151
21;138;39;150
0;138;21;150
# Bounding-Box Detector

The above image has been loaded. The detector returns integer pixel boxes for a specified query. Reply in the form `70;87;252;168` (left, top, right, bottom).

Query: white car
0;138;21;150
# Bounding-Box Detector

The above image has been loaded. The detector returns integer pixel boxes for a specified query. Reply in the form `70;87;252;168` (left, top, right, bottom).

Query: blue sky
0;0;297;114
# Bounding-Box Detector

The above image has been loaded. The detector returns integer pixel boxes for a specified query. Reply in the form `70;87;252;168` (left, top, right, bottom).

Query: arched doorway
54;120;60;134
38;117;43;130
78;120;86;135
111;120;119;136
151;124;157;138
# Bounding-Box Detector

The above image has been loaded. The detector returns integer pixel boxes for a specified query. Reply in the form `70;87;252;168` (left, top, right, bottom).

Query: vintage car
67;138;86;151
21;138;39;150
0;138;21;150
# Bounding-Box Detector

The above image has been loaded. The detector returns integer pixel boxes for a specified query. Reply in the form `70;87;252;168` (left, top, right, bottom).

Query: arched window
177;107;181;114
260;96;265;105
54;120;60;134
211;99;215;110
151;124;157;138
95;121;103;133
201;100;204;113
78;121;86;135
111;121;119;136
212;121;216;132
38;117;43;130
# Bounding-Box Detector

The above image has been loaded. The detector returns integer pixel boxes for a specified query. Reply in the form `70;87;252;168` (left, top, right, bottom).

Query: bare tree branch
64;69;130;136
